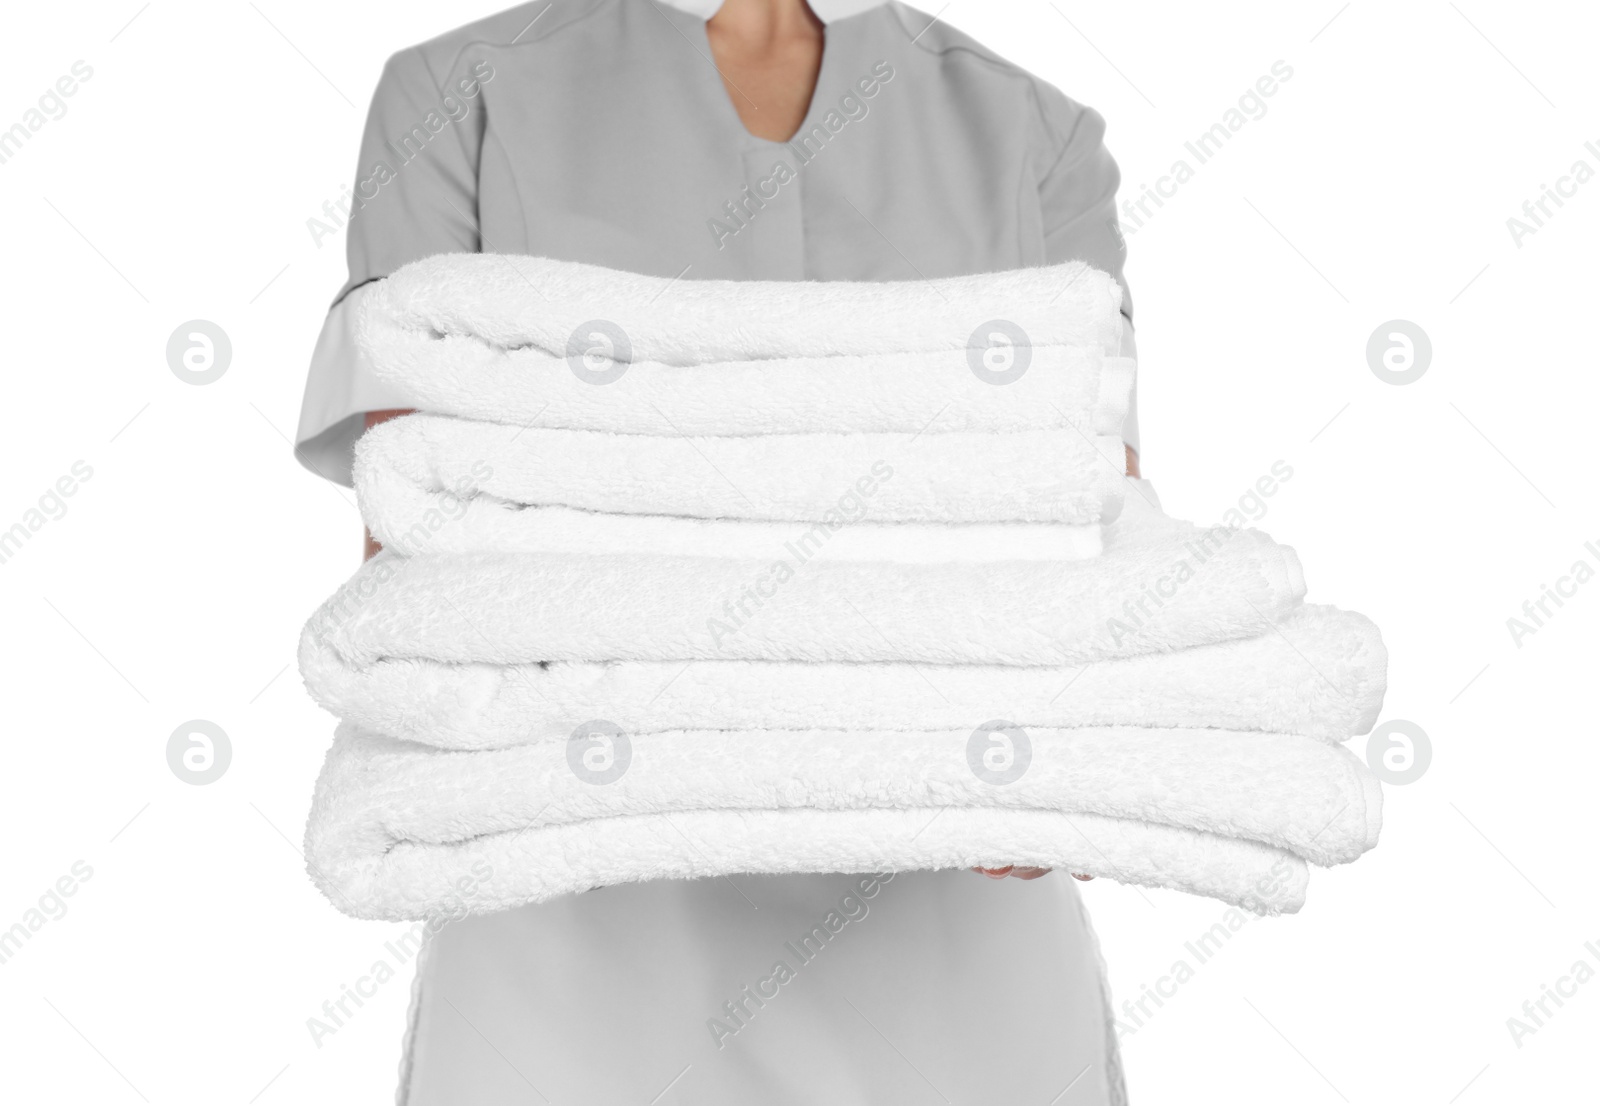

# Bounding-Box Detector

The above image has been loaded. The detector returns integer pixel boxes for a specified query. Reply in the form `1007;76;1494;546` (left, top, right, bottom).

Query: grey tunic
295;2;1135;1101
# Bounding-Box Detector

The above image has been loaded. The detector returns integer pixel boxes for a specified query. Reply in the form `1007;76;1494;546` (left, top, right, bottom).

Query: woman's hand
972;867;1094;881
362;409;415;560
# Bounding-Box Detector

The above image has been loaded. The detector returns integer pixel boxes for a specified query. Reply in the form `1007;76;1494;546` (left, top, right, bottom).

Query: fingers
971;866;1058;880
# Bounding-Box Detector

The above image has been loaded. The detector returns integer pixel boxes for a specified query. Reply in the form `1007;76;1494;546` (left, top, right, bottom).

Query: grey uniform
295;3;1134;1101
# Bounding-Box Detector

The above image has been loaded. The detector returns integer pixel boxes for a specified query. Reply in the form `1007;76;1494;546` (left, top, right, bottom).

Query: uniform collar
656;0;890;24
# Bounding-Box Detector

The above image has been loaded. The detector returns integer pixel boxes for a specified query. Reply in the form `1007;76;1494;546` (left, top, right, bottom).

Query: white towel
353;415;1129;540
299;604;1384;750
357;252;1126;370
368;502;1107;566
360;295;1135;437
308;520;1306;669
355;491;1105;561
306;724;1378;920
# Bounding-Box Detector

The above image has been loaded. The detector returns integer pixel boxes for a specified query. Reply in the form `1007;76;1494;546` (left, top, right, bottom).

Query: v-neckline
693;8;836;148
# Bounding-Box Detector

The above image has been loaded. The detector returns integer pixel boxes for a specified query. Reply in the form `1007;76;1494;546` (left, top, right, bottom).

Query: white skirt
397;869;1124;1104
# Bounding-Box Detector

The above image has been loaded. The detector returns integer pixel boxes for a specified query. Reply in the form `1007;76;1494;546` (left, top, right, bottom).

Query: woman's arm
1122;315;1140;479
361;408;415;561
294;44;483;488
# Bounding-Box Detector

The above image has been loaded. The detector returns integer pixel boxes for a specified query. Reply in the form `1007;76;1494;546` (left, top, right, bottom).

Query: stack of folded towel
299;254;1386;921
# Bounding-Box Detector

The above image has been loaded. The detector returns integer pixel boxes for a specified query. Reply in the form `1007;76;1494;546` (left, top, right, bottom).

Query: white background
1;1;1595;1103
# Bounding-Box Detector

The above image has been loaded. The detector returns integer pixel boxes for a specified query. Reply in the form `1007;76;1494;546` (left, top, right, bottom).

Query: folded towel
354;490;1104;561
307;724;1376;919
308;519;1306;669
353;415;1129;536
300;604;1384;750
361;300;1136;437
357;253;1126;372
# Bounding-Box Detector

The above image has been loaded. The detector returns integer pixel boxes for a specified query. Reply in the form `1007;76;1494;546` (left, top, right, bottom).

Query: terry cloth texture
305;519;1307;669
299;604;1385;750
307;724;1366;920
354;415;1129;546
360;324;1135;437
357;252;1126;376
298;258;1385;918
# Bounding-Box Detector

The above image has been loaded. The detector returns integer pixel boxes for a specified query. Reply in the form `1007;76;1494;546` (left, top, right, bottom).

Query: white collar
657;0;890;24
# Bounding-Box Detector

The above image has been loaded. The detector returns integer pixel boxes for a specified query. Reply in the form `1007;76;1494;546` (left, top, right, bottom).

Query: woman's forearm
362;409;415;561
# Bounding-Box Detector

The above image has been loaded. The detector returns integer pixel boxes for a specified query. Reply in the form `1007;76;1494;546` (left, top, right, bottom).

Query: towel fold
361;311;1136;437
353;415;1129;538
309;520;1305;669
307;724;1375;919
299;604;1384;750
357;253;1126;370
355;490;1105;561
294;253;1388;917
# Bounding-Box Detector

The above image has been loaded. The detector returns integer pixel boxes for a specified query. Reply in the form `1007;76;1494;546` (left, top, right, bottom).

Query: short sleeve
1036;92;1139;453
294;46;484;485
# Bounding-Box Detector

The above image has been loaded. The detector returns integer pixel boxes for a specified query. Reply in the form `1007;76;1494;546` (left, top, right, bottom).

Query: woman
296;1;1141;1101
